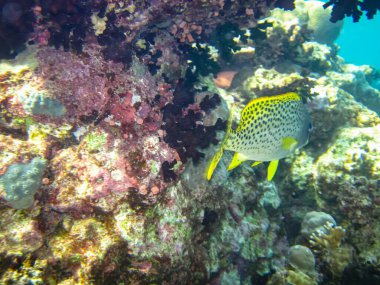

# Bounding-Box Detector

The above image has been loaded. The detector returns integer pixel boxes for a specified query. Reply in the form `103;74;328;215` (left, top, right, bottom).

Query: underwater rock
0;207;44;256
48;217;124;284
296;41;337;72
328;64;380;115
314;126;380;216
241;68;305;97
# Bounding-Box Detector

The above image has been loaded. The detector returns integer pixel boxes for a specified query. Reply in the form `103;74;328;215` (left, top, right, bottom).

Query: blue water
336;16;380;70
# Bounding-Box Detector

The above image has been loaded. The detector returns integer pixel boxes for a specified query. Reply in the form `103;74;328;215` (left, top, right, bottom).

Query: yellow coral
309;222;353;279
91;13;107;36
309;222;345;250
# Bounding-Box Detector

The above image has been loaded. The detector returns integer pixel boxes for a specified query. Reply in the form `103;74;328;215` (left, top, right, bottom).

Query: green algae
84;131;107;152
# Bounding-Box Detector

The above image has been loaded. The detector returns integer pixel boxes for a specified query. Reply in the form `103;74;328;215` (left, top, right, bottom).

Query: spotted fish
206;92;311;181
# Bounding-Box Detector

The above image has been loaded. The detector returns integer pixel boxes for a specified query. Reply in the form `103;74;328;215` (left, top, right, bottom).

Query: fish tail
206;104;235;181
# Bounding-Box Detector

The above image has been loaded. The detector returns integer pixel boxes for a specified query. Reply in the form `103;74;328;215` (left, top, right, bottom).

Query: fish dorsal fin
267;160;279;181
238;93;300;132
241;92;300;115
206;104;235;180
228;152;248;171
282;137;298;151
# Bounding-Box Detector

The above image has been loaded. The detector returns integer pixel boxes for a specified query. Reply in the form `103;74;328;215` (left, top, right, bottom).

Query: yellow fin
267;160;279;181
206;147;224;180
282;137;298;151
206;104;235;181
251;161;263;167
227;152;248;171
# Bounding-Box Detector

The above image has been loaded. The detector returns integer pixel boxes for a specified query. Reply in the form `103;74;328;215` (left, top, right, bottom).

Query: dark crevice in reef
161;78;225;167
0;1;36;59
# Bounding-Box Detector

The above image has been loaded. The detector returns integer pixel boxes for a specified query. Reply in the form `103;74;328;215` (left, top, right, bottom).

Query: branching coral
309;222;345;251
309;222;353;279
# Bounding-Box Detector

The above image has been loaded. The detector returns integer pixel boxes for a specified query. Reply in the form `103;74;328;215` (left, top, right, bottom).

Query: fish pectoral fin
267;160;279;181
251;161;263;167
228;152;247;171
205;104;236;181
282;137;298;152
206;147;224;181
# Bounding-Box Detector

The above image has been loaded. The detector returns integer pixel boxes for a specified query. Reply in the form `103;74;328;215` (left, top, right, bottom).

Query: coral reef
271;0;344;45
0;0;379;284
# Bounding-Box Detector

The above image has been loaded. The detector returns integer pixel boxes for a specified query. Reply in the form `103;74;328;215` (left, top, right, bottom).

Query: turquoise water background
336;14;380;70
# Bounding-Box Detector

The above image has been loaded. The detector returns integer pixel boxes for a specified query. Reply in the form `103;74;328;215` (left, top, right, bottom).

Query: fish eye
308;122;313;131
